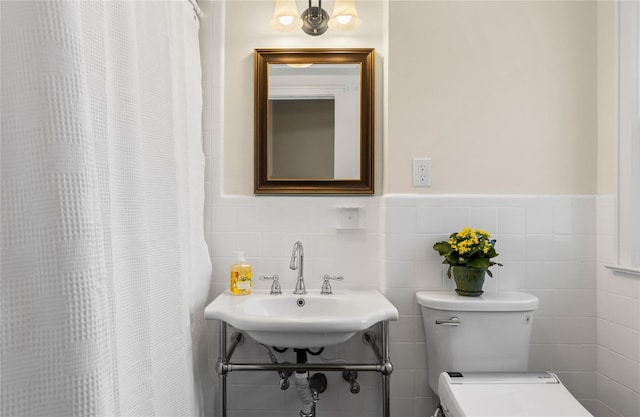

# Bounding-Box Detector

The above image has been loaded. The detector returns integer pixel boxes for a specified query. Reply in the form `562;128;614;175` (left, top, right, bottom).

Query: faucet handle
259;274;282;295
320;274;344;295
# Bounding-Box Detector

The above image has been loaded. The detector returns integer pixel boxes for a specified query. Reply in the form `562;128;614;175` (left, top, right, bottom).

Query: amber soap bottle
229;251;252;295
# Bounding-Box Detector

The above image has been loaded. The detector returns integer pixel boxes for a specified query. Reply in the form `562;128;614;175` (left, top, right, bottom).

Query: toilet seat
437;371;593;417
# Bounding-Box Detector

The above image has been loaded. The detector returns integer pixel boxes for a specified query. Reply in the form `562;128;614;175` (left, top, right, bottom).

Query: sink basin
204;289;399;348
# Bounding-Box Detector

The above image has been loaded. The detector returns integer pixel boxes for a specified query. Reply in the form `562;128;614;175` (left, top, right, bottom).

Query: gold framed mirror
254;48;375;194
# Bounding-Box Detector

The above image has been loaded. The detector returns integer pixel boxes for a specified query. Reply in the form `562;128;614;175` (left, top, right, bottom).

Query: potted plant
433;227;502;296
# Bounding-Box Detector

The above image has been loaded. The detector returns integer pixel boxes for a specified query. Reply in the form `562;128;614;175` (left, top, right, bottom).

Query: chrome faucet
289;241;306;294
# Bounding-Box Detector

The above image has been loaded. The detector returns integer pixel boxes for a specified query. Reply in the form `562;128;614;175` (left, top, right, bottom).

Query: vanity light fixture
270;0;361;36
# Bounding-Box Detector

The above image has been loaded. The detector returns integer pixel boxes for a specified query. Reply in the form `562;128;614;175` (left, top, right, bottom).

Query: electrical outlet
413;158;431;187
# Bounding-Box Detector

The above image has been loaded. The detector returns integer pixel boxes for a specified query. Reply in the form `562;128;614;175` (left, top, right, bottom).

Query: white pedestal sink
204;289;398;348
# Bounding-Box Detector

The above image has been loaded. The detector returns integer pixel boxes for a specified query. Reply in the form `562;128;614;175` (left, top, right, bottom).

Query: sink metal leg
381;321;391;417
217;321;227;417
363;322;393;417
217;322;245;417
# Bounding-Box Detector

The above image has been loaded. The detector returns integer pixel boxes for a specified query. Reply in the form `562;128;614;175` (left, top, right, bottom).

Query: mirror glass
254;49;374;194
269;64;361;180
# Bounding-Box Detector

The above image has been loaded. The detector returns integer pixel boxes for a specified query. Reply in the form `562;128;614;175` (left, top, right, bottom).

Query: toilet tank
416;291;539;395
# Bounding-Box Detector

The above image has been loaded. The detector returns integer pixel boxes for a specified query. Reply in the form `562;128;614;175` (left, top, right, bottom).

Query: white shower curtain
1;1;212;416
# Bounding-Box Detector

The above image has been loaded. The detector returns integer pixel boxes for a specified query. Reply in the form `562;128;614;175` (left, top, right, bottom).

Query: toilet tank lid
416;291;539;312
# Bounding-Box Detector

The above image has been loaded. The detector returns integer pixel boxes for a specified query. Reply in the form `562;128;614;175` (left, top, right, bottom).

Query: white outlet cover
413;158;431;187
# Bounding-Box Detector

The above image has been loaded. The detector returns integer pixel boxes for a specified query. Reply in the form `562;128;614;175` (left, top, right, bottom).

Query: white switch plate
413;158;431;187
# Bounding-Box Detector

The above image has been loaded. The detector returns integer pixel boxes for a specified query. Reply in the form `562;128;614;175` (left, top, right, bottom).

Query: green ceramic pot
453;266;486;297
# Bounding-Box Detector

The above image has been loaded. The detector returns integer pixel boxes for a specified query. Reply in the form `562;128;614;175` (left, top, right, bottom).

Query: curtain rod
187;0;204;18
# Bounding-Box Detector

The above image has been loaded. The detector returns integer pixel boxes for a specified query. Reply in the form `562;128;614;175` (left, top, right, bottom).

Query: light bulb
336;15;352;25
328;0;361;32
278;15;294;26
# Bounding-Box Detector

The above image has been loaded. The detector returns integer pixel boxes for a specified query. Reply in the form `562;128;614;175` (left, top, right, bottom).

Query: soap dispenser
229;251;252;295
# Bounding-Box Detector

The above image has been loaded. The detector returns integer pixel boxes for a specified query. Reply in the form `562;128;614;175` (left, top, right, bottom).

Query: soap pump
229;251;252;295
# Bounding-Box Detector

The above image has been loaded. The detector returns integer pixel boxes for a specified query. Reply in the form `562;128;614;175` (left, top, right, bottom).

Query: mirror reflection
268;64;361;180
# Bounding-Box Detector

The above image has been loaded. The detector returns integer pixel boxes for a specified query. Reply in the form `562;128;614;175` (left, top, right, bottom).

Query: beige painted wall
597;1;616;195
387;1;597;194
223;0;384;194
223;0;598;195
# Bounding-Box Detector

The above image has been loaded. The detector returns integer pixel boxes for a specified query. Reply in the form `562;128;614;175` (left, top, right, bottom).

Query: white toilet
417;291;593;417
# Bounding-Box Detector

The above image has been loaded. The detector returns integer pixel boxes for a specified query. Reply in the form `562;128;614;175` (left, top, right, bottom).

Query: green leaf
433;241;452;256
467;258;490;270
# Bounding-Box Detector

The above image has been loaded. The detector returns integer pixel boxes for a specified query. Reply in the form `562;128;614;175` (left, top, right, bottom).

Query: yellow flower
483;242;491;254
433;226;502;277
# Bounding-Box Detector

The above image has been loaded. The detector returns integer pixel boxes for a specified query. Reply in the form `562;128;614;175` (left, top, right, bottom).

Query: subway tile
554;344;597;371
382;194;421;207
338;385;379;412
526;289;554;316
390;342;416;370
555;371;597;399
597;235;617;264
414;369;430;393
390;396;415;417
258;232;288;258
598;374;637;417
494;235;527;262
236;232;261;258
383;260;416;288
527;206;554;234
598;291;640;330
386;206;417;234
494;261;526;290
552;317;597;344
598;269;640;300
497;207;526;234
529;343;554;371
211;206;238;232
415;207;444;234
442;207;470;232
531;316;555;343
385;234;418;261
596;201;617;236
469;207;498;232
415;261;446;290
416;396;438;417
553;234;595;262
599;346;640;393
414;314;426;343
552;289;597;317
597;318;640;361
423;234;449;262
391;370;417;397
390;316;416;343
414;235;432;261
385;288;419;316
413;342;428;370
526;235;555;262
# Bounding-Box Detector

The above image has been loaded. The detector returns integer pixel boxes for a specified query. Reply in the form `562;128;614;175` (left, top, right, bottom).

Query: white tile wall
380;195;598;416
596;195;640;417
202;193;598;416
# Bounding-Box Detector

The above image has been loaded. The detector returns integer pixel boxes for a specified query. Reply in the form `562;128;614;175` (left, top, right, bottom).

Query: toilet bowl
437;371;592;417
417;291;593;417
